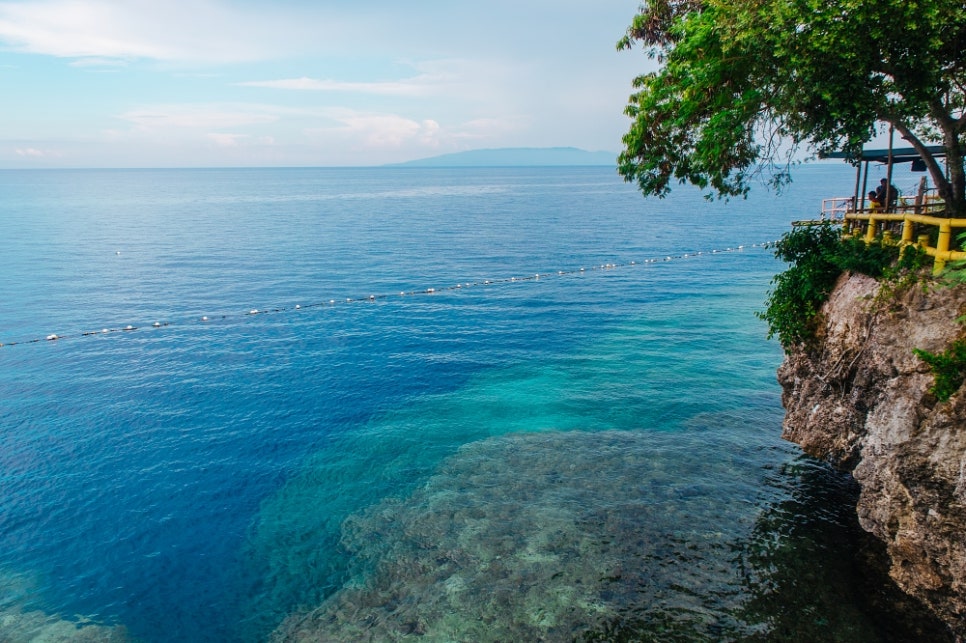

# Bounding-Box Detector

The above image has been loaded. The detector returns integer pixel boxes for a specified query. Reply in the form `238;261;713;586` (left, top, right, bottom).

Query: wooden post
915;176;926;214
861;160;870;211
852;163;862;212
885;125;895;211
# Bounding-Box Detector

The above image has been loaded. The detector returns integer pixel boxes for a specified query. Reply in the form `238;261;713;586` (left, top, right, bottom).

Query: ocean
0;165;949;641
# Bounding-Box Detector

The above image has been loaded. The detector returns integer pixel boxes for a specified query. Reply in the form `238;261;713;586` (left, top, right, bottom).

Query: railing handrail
821;196;853;220
824;189;946;216
843;205;966;274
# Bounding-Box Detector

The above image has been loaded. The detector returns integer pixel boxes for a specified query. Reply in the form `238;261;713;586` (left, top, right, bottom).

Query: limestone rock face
778;272;966;635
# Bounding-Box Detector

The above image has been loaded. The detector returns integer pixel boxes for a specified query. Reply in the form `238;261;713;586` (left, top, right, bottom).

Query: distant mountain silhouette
389;147;616;167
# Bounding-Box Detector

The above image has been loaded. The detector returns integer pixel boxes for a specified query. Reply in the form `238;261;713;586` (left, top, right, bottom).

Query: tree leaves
619;0;966;212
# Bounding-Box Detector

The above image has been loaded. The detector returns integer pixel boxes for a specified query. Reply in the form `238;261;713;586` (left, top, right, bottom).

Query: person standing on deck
876;178;899;212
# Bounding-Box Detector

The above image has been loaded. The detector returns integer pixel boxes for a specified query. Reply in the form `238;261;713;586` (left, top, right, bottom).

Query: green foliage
913;339;966;402
618;0;966;213
758;224;847;348
758;224;919;349
827;237;903;278
943;231;966;285
874;243;931;303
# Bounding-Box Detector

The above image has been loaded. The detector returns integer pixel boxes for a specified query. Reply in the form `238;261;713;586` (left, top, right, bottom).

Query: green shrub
942;231;966;285
758;224;850;349
759;223;925;350
829;236;902;277
913;339;966;402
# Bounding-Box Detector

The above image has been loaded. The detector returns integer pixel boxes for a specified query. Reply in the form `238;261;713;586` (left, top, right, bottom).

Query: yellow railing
842;195;966;274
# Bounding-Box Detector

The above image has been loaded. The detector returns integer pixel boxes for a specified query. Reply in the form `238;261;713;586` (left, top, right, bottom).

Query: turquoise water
0;166;948;641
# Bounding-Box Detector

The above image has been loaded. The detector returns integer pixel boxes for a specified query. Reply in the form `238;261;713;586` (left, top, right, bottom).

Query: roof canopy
822;145;946;164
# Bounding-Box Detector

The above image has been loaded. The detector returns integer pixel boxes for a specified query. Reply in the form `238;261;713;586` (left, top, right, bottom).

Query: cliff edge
778;272;966;635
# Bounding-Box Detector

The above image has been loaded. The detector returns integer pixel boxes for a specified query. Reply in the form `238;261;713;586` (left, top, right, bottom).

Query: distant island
388;147;617;168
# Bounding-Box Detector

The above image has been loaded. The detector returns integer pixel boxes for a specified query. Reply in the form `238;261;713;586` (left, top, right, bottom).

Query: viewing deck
795;191;966;274
800;144;963;274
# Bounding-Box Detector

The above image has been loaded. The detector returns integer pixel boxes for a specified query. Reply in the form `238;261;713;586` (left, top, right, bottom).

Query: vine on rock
914;339;966;402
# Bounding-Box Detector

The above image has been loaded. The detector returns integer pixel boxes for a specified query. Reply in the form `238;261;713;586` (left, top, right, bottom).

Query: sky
0;0;655;168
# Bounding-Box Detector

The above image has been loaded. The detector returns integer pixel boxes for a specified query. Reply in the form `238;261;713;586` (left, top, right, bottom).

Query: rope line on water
0;242;777;349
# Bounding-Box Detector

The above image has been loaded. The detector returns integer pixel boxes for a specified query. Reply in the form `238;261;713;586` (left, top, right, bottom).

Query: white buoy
46;334;58;341
102;328;109;333
201;316;208;322
295;305;301;309
250;309;258;315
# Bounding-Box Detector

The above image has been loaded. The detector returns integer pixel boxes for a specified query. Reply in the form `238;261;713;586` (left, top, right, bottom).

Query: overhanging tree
618;0;966;215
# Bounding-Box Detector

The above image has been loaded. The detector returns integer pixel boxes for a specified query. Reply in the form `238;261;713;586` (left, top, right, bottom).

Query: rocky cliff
778;271;966;636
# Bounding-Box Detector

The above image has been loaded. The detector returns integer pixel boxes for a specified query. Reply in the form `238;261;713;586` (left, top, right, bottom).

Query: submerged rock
0;574;132;643
270;425;949;641
0;608;130;643
271;429;775;642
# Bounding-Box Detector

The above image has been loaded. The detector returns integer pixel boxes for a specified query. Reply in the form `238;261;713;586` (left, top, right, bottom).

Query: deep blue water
0;165;947;641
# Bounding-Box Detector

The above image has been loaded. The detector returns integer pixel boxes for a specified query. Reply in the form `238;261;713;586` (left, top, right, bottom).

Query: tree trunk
894;120;965;217
942;126;966;218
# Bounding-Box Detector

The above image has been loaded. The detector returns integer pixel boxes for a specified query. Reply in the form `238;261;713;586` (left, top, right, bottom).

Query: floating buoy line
1;242;776;349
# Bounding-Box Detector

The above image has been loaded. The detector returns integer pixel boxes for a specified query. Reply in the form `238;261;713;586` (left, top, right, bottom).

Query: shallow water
0;165;948;641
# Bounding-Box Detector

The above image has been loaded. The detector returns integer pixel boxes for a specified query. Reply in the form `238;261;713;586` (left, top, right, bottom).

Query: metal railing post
935;222;952;274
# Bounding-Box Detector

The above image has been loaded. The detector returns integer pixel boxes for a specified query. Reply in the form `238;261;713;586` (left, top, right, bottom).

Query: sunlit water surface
0;165;948;641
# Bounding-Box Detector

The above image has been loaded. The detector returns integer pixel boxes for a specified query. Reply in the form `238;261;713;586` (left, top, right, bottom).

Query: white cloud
206;133;248;147
0;1;644;167
418;119;441;147
14;146;64;159
117;104;281;130
341;115;428;148
0;0;322;64
68;56;128;69
236;76;427;96
304;110;445;149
